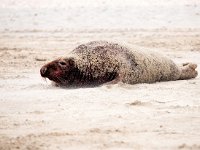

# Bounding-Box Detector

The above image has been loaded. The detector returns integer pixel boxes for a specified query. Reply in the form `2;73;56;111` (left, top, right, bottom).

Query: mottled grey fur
65;41;197;84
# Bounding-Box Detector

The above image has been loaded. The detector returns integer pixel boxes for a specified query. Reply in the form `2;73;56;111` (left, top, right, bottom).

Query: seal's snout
40;66;48;77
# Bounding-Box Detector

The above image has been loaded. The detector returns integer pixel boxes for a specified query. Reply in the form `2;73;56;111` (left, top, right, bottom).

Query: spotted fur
40;41;198;87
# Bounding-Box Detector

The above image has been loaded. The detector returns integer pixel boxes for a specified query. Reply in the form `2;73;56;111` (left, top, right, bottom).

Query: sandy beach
0;0;200;150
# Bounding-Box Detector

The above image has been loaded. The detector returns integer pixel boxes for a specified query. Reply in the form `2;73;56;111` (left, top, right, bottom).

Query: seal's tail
179;63;198;80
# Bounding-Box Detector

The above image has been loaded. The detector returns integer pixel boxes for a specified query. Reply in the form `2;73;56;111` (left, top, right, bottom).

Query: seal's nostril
40;67;47;77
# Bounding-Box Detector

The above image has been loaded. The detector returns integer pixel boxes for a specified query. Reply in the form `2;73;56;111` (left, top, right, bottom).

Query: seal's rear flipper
179;63;198;80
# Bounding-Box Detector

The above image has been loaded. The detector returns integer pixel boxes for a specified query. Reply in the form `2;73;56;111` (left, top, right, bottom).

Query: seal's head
40;57;75;85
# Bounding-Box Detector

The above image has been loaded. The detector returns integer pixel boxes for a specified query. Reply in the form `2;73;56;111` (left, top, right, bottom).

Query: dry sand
0;29;200;150
0;0;200;150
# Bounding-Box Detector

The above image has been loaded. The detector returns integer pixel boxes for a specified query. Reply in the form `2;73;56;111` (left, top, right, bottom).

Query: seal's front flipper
103;73;122;86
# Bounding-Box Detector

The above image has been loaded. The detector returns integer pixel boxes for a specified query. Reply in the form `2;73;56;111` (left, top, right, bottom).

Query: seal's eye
59;61;67;66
